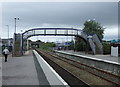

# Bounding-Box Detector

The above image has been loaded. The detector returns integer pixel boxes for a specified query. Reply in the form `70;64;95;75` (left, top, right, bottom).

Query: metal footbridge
12;28;103;56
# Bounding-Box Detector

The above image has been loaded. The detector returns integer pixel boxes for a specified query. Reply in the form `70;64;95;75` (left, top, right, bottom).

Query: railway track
35;49;120;86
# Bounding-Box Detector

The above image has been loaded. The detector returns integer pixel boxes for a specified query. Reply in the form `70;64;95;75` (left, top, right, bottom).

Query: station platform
56;50;120;64
2;50;68;86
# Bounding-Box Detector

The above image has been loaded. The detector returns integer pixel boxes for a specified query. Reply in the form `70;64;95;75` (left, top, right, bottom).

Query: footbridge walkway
12;28;103;57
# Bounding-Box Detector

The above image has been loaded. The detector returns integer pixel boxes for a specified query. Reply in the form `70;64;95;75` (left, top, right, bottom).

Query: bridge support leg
12;33;23;57
85;42;88;54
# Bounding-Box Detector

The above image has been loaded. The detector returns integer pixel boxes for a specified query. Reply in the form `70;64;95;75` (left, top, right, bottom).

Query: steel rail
36;49;120;86
36;49;90;87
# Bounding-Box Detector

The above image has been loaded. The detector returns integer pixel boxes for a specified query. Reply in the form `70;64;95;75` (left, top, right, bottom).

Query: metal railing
92;34;103;54
88;36;96;54
13;28;103;56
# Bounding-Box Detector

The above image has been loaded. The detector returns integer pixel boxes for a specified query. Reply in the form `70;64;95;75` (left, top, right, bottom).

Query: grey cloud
2;2;118;40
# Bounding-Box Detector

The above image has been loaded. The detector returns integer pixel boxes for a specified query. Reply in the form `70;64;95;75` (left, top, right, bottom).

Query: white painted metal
111;46;118;57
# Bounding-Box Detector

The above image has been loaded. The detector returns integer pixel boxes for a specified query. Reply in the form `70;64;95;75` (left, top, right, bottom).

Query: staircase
92;34;103;54
78;31;103;55
88;36;96;54
87;34;103;54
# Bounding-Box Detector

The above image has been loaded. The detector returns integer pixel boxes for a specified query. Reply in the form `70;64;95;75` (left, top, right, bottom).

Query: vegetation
73;20;105;53
39;42;56;51
44;42;56;47
69;38;89;52
83;19;105;41
69;40;74;50
75;37;87;51
102;41;111;54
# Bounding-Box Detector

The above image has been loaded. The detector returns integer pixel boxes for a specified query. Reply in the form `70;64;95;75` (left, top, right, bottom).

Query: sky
1;1;119;42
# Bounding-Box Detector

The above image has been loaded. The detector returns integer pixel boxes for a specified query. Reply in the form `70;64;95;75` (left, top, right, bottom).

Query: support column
12;33;23;57
27;39;29;51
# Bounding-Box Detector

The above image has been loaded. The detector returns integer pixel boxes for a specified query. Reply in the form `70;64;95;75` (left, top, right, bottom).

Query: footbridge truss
12;28;103;56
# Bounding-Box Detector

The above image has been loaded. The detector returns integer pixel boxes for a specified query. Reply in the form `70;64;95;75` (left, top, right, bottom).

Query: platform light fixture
14;17;19;33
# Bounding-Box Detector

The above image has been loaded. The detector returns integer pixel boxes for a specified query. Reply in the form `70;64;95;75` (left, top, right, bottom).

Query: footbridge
12;28;103;57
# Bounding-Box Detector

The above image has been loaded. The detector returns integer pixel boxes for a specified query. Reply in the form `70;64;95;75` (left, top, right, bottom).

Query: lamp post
6;25;9;39
14;18;19;33
20;30;23;33
92;19;95;34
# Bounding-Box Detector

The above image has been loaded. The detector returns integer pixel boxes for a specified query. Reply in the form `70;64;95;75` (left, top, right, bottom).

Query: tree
69;40;74;50
83;19;105;41
73;20;105;52
44;42;56;47
74;37;88;51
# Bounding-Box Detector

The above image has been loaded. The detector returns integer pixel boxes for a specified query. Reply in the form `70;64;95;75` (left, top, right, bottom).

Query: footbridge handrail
12;28;103;57
22;28;84;40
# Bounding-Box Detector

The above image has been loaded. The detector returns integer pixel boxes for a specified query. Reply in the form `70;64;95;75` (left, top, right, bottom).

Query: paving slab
2;51;39;85
57;50;120;63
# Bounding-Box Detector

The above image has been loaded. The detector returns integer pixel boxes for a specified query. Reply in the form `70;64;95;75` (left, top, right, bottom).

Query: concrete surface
55;50;120;75
33;50;69;86
2;50;69;86
58;50;119;63
2;51;39;85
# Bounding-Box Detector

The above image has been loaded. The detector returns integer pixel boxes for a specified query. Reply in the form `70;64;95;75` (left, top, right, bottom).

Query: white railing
21;28;103;55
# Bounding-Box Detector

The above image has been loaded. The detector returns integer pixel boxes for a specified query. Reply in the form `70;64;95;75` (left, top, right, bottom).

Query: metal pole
37;36;38;41
74;36;75;52
14;18;19;33
27;39;29;51
15;18;16;33
92;19;95;34
6;25;9;39
8;25;9;39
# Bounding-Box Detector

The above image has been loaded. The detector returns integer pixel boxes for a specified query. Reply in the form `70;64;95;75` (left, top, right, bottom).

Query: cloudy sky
1;2;118;42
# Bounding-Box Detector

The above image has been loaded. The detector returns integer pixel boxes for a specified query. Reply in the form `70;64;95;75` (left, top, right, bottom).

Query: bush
39;42;56;52
102;42;111;54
